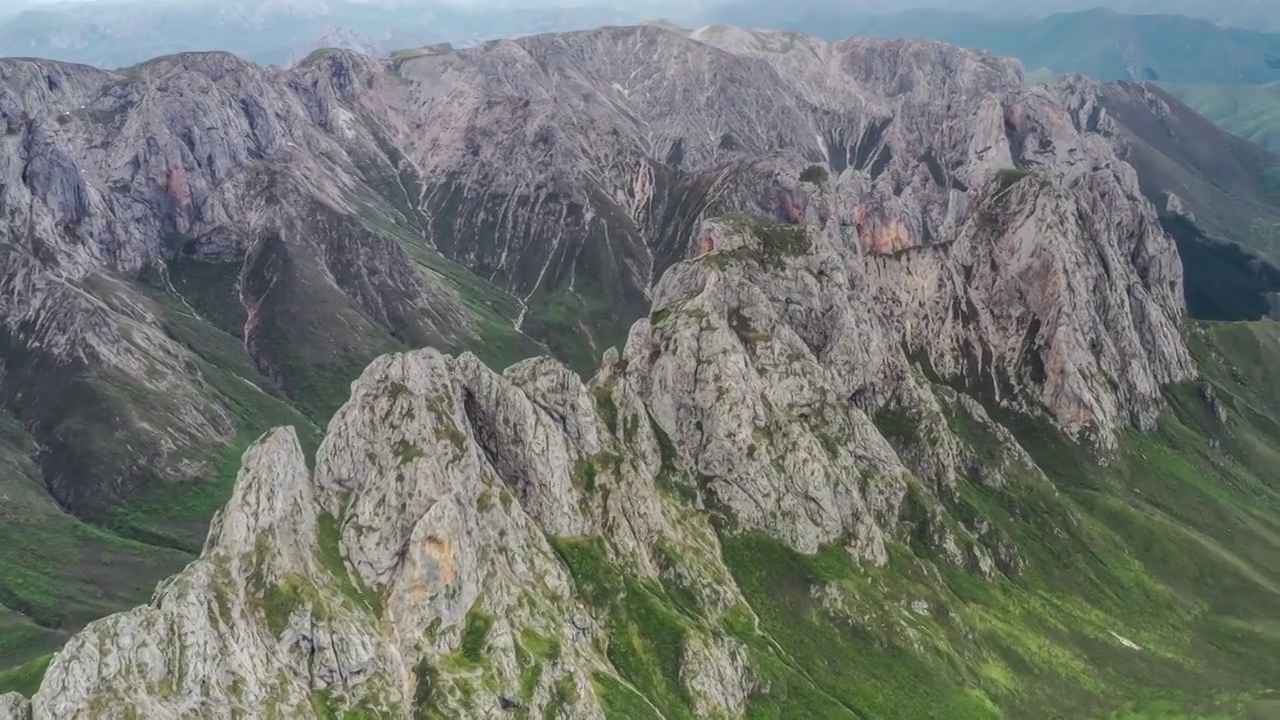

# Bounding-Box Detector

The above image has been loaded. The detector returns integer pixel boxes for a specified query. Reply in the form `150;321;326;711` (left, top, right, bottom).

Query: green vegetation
549;535;697;718
393;439;426;466
363;205;543;375
995;167;1034;192
515;628;563;705
0;403;190;669
522;282;631;377
109;278;321;552
256;573;322;635
603;578;691;717
799;164;829;185
549;537;622;608
594;672;665;720
714;214;813;270
874;405;923;446
545;676;579;719
1163;82;1280;154
460;604;496;663
593;387;619;435
0;653;51;698
707;320;1280;720
1160;214;1280;322
317;512;383;617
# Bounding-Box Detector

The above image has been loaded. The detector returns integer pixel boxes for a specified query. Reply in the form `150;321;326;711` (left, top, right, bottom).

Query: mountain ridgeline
0;24;1277;719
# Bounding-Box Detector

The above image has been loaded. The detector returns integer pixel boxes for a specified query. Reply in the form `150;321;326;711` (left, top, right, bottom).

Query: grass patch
0;653;51;698
593;672;664;720
715;214;813;270
316;512;382;617
593;387;619;435
257;573;321;635
460;604;495;663
995;168;1034;192
799;164;829;185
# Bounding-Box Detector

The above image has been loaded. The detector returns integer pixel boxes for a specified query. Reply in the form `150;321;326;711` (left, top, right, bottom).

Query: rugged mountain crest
0;204;1247;717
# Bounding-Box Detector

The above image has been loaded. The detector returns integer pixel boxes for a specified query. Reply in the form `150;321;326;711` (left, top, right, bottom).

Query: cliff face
1;23;1271;720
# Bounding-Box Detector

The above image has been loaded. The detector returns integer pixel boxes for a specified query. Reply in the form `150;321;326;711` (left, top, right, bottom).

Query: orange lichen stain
779;189;804;223
409;582;432;601
423;535;455;584
698;233;715;255
166;166;191;208
853;205;913;254
1004;101;1029;135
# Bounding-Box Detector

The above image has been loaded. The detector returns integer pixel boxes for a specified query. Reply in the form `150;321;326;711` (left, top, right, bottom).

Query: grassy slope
0;405;191;674
717;321;1280;719
1162;82;1280;153
553;320;1280;720
1159;213;1280;321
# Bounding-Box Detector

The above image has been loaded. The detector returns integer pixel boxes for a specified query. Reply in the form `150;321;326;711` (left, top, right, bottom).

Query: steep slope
1047;76;1280;301
1163;81;1280;154
0;208;1275;718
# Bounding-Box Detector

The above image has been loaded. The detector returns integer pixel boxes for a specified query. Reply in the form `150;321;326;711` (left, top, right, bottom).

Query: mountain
0;24;1277;719
9;0;1280;73
700;6;1280;85
0;44;545;675
1162;81;1280;153
1055;78;1280;271
0;0;643;68
706;0;1280;32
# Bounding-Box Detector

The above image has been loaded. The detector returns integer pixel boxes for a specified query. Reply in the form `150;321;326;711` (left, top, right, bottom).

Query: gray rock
0;693;30;720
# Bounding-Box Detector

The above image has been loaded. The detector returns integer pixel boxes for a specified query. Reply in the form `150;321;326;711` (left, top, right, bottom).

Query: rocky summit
0;23;1278;720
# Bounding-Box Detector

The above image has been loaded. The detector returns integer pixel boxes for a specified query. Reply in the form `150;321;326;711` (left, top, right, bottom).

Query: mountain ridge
1;210;1277;717
0;23;1275;718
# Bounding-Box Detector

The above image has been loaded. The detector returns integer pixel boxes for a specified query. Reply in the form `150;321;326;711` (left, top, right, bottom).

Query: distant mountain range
0;0;645;68
706;6;1280;85
5;0;1280;71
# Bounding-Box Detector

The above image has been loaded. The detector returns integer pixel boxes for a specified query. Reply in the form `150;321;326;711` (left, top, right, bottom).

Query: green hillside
1163;82;1280;152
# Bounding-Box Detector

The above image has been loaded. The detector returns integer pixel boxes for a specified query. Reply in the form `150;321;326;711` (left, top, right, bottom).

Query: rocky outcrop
374;29;1194;440
0;693;29;720
1051;74;1280;266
